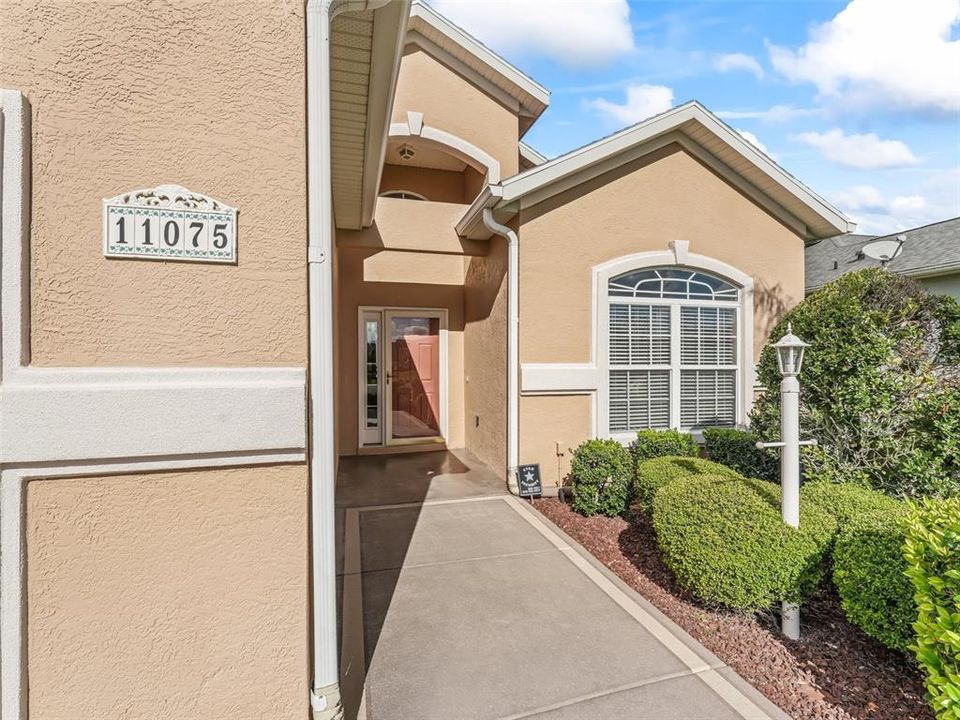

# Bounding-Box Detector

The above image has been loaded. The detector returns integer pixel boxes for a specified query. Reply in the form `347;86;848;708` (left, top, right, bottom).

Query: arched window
379;190;428;201
606;267;741;433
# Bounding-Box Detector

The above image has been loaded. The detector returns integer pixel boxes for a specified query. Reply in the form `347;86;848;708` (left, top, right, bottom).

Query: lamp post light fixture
757;322;816;640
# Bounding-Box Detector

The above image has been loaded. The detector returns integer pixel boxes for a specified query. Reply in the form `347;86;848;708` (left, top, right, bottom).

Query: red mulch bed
533;497;932;720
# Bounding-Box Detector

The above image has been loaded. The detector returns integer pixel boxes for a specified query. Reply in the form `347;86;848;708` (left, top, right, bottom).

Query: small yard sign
103;184;237;263
517;464;542;498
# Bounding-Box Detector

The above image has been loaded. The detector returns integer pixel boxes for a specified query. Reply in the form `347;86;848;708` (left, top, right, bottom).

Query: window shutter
609;369;670;431
680;306;736;365
680;369;736;427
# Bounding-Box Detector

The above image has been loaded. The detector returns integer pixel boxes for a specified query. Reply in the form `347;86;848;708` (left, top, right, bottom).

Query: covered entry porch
334;452;789;720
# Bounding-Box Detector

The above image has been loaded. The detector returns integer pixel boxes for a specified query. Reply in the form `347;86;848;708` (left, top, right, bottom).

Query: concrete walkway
336;451;789;720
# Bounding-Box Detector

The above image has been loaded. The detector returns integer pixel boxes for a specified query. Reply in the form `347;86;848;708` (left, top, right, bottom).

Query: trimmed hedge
631;429;698;465
802;481;904;545
633;455;741;515
702;427;779;482
652;473;835;610
832;503;915;651
904;497;960;720
570;439;633;517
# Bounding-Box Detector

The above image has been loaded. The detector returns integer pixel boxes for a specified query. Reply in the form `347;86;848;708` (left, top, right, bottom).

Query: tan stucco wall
26;465;309;719
517;144;807;484
0;0;307;366
520;394;592;488
336;232;467;455
393;48;519;179
463;236;509;476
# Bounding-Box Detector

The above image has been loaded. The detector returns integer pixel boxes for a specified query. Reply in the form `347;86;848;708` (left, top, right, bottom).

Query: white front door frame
357;306;449;448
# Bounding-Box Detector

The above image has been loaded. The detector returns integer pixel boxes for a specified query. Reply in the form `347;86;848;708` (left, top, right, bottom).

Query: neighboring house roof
457;101;855;241
407;1;550;137
805;217;960;292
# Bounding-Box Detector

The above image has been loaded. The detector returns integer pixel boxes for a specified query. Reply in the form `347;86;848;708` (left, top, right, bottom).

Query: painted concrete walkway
336;451;790;720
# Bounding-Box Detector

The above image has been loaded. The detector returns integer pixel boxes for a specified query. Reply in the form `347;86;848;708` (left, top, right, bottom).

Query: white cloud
831;176;957;235
737;130;777;160
767;0;960;114
833;184;885;211
714;53;764;79
586;84;675;125
796;128;919;169
428;0;635;67
716;105;819;123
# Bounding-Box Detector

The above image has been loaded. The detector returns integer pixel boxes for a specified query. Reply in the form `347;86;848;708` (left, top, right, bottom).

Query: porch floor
335;450;788;720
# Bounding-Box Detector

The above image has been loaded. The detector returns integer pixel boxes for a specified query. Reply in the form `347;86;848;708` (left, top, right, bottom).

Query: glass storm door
385;311;442;443
360;311;383;446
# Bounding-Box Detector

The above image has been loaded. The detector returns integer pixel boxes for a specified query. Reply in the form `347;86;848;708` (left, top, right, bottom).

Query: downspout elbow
481;208;520;495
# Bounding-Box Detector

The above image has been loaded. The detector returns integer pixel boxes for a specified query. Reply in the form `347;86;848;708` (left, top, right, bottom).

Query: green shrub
652;473;835;610
570;439;633;517
751;268;960;499
633;455;741;515
631;429;698;465
702;427;779;482
832;504;914;651
802;481;904;546
904;497;960;720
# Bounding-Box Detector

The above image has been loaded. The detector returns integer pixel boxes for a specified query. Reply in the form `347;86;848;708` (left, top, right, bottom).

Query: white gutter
481;208;520;495
305;2;396;718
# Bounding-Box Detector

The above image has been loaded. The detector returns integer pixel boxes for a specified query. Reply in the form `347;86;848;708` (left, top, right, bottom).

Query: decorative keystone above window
103;184;237;264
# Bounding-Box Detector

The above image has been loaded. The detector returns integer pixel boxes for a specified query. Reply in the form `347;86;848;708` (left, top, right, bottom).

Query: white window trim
379;189;429;201
519;242;756;444
595;244;754;443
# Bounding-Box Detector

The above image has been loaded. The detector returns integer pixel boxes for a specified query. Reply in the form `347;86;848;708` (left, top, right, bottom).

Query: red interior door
389;315;441;440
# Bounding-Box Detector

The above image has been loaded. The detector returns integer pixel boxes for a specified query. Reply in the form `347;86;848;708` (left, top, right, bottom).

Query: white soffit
459;102;855;241
407;1;549;135
331;2;409;230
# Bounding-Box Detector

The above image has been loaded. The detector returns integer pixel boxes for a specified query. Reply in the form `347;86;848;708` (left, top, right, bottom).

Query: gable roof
519;141;548;170
806;217;960;292
457;101;855;241
407;1;549;136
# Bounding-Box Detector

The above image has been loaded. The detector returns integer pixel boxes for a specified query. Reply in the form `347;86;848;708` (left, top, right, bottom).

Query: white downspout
305;1;393;718
481;208;520;494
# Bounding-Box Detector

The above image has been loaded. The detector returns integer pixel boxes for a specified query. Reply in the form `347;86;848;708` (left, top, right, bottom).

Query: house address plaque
103;184;237;263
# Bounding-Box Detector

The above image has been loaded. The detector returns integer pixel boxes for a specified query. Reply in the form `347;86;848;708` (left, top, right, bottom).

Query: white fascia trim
408;1;549;110
359;1;412;228
519;141;547;167
389;116;501;183
464;102;852;239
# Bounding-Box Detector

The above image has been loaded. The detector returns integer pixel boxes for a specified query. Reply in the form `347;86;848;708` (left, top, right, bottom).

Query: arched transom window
607;267;741;433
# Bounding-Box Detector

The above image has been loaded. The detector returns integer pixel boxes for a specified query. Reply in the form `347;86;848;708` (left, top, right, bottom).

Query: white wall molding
520;363;601;395
0;366;307;464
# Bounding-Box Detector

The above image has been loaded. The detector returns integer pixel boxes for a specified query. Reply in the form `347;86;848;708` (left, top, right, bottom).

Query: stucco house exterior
806;217;960;299
0;1;853;718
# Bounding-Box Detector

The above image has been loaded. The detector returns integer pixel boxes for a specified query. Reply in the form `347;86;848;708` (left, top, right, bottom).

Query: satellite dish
861;235;905;264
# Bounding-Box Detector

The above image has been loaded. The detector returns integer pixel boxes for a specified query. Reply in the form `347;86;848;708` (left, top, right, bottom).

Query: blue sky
430;0;960;235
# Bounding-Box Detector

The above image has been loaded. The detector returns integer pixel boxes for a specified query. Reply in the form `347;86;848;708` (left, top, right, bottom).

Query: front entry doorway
359;307;447;448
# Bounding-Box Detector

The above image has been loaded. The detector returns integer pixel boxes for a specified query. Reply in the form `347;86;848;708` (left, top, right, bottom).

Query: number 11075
105;206;236;263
